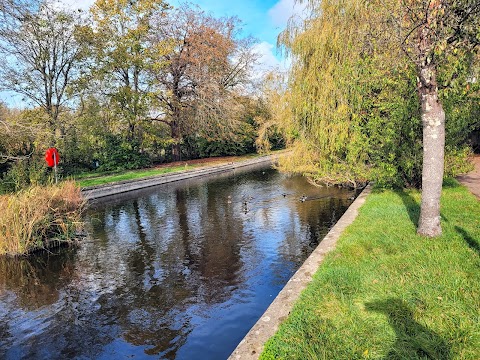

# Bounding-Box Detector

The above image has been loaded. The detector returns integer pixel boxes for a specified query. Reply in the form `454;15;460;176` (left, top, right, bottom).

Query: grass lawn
261;179;480;360
75;165;198;187
74;153;264;188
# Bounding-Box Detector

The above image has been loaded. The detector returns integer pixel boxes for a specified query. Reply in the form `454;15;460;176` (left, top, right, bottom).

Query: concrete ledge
228;184;372;360
81;155;277;200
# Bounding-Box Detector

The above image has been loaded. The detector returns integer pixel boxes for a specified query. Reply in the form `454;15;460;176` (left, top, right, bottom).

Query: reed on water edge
0;181;85;256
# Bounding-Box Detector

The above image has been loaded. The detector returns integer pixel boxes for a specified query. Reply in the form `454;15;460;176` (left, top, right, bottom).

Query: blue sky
172;0;281;40
1;0;305;107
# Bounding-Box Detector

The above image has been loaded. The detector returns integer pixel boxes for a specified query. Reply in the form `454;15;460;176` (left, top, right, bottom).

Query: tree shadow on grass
366;298;451;360
455;226;480;256
393;190;451;230
394;190;420;228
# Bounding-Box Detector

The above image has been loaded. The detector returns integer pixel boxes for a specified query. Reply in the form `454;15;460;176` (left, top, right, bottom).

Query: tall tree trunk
417;65;445;237
127;121;136;142
171;120;181;162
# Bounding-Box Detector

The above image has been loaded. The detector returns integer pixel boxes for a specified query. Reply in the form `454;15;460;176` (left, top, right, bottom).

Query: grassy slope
76;165;196;187
75;153;265;188
261;179;480;360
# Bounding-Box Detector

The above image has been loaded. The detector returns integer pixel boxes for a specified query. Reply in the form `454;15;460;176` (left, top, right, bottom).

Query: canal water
0;165;356;359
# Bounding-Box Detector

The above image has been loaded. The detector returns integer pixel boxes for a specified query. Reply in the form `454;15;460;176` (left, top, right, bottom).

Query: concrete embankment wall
81;155;277;201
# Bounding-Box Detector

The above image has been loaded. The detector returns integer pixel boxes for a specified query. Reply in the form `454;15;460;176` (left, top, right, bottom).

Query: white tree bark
417;66;445;237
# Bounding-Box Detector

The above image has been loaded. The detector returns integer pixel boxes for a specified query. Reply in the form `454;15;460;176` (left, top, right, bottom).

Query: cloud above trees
54;0;95;11
268;0;307;27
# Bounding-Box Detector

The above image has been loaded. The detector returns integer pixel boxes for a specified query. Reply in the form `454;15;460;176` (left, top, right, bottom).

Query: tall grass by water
261;179;480;359
0;181;84;256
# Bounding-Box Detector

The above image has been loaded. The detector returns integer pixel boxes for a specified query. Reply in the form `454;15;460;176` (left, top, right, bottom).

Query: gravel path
457;155;480;199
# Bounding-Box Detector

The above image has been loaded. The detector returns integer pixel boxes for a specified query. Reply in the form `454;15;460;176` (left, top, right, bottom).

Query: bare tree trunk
172;142;181;161
171;120;181;161
417;65;445;237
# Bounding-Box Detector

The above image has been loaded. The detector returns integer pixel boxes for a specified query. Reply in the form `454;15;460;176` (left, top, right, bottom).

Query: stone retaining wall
82;155;276;200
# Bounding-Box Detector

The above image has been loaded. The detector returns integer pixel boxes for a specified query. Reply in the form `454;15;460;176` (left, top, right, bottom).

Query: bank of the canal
81;154;279;200
229;184;372;360
256;180;480;360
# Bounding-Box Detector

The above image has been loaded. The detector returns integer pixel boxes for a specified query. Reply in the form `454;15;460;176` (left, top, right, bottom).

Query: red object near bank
45;147;60;167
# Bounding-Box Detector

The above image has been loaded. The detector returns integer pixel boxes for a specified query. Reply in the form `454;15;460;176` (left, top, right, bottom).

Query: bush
0;181;85;256
0;156;51;194
183;122;257;159
95;134;151;172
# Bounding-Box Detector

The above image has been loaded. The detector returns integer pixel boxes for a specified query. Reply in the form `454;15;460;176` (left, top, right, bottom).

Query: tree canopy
148;3;258;160
274;0;479;236
0;0;478;225
0;0;87;138
0;0;269;190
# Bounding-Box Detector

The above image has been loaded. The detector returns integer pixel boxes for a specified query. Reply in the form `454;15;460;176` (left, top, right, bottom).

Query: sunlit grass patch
261;180;480;360
74;152;267;188
76;165;196;187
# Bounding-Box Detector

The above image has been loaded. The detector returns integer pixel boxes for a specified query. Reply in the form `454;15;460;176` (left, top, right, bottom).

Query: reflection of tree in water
261;174;353;283
76;185;247;359
89;198;196;359
0;167;355;359
0;249;79;358
204;186;246;298
366;298;451;359
0;249;76;310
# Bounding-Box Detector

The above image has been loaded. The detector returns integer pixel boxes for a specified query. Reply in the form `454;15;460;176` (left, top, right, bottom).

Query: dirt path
457;155;480;199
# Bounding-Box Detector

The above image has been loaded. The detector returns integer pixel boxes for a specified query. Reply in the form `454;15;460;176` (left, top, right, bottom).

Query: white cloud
252;41;290;79
54;0;95;12
268;0;307;27
254;42;281;69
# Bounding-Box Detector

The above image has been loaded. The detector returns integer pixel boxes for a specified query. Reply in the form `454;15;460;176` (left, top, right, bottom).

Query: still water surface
0;166;356;359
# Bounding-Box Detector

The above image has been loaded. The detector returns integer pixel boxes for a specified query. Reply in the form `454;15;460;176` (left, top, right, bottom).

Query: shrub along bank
261;179;480;359
0;181;84;256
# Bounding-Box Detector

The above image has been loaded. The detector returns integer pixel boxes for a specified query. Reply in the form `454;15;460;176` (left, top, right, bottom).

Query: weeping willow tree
276;0;377;187
275;0;478;193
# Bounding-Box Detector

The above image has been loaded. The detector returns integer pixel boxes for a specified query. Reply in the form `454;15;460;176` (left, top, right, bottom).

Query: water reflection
0;167;356;359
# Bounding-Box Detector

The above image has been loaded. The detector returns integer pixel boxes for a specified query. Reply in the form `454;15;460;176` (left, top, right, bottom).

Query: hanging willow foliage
275;0;380;186
273;0;479;188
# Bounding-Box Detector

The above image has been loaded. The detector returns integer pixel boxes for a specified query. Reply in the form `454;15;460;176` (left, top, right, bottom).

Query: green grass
74;152;269;188
75;165;197;187
261;179;480;360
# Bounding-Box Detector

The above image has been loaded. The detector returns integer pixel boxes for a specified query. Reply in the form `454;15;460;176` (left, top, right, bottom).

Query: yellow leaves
89;0;172;71
91;0;167;30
